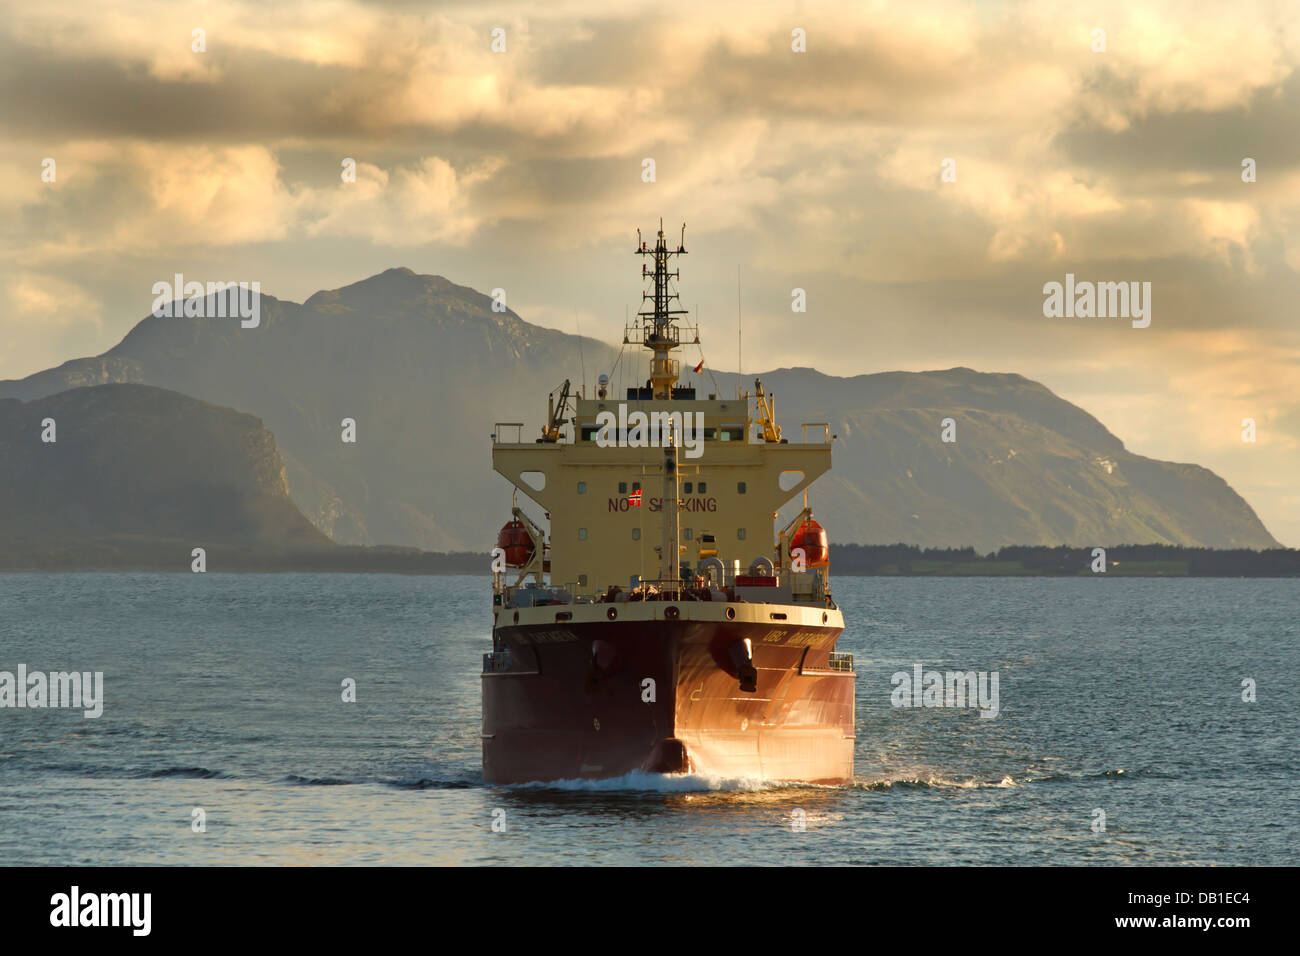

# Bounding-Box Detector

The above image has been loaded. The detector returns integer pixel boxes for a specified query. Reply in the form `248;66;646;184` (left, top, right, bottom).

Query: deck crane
540;379;572;442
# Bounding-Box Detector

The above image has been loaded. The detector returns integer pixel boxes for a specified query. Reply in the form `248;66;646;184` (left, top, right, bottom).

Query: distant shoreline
2;543;1297;576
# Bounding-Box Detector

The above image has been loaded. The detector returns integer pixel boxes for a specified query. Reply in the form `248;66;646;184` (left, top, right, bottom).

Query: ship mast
661;426;680;584
629;219;693;400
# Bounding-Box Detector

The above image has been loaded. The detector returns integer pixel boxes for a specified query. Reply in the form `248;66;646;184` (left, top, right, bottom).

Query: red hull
482;616;855;785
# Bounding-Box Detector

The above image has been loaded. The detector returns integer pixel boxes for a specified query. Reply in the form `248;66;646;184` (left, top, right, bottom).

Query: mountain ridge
0;383;331;553
0;270;1278;552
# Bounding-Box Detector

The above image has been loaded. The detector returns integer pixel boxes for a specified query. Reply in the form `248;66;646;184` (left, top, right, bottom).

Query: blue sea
0;574;1295;865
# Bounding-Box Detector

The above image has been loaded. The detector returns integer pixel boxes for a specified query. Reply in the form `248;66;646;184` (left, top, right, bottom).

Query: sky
2;0;1297;544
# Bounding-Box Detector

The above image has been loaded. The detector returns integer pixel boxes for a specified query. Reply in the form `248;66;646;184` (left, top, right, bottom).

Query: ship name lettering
608;496;717;513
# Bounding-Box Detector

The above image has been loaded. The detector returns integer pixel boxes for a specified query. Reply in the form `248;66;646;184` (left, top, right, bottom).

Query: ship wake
505;769;784;793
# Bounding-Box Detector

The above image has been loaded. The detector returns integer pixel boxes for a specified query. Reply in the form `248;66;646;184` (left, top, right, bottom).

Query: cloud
303;156;505;245
0;273;105;378
5;144;508;258
9;273;103;329
0;0;1298;541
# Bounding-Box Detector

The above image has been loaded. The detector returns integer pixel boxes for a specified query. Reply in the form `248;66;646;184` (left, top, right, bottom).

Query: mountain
0;270;1279;553
0;384;332;561
709;367;1279;551
0;269;615;550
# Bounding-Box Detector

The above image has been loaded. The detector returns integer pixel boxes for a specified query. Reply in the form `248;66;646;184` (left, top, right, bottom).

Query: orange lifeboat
790;518;829;568
496;520;535;568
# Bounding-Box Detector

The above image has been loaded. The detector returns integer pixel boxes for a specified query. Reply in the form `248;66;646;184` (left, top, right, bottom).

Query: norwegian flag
692;359;704;373
629;488;642;507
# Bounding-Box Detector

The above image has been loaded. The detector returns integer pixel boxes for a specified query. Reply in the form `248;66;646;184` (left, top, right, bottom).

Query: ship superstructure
482;222;855;784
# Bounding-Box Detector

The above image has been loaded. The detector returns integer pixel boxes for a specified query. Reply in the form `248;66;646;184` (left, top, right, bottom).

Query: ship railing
623;322;700;348
786;568;830;602
498;570;830;608
706;565;829;600
492;422;524;444
650;357;680;380
827;652;854;672
800;423;832;444
623;574;824;604
558;583;595;604
613;578;715;601
501;584;579;608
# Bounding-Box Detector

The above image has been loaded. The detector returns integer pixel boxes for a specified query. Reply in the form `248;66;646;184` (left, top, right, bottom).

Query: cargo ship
482;222;855;785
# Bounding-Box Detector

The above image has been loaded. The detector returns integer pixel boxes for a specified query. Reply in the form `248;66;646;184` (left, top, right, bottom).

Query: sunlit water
0;574;1295;865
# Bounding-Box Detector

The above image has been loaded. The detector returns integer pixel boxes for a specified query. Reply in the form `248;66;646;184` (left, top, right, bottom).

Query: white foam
505;769;774;792
861;772;1020;791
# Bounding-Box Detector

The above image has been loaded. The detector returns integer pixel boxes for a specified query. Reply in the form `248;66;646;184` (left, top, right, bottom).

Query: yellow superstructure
492;398;831;592
490;221;835;599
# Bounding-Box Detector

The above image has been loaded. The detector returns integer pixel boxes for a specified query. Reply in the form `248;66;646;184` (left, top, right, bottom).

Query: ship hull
482;608;854;785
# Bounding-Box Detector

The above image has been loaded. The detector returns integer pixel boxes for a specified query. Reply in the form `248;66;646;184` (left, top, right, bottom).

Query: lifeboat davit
791;518;830;568
496;520;535;568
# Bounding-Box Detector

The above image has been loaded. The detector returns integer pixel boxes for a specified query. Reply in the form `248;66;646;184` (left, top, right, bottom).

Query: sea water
0;574;1294;865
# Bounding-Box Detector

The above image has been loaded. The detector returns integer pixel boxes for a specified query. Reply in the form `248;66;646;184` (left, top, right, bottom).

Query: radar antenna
624;219;698;400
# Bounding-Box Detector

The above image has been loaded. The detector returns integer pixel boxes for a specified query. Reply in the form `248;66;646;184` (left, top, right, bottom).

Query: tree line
828;543;1300;576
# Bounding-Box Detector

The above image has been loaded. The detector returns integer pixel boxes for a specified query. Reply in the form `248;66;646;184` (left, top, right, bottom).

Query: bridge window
737;528;747;540
618;481;628;493
684;528;693;540
698;481;707;493
632;528;641;540
578;528;588;541
737;481;747;494
577;481;587;494
683;481;693;494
